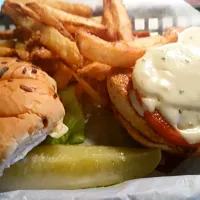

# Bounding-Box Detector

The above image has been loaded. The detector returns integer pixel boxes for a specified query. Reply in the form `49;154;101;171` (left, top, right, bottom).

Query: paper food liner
1;0;200;199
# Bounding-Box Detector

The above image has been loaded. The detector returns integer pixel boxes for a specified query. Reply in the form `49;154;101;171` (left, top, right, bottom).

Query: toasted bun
0;57;65;176
107;71;200;154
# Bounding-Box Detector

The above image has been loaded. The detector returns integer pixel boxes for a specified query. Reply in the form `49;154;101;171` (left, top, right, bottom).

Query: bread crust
0;57;65;174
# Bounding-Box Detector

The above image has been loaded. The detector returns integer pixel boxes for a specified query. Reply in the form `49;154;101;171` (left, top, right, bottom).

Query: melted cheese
131;27;200;144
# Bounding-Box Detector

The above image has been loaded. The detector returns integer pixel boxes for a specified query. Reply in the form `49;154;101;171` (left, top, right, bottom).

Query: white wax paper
1;0;200;199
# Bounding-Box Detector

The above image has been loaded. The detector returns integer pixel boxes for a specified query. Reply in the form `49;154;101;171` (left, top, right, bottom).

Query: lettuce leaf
45;85;85;145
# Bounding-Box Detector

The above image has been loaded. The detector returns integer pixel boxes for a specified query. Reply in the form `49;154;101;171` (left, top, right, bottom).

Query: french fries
0;30;14;40
8;2;40;21
0;40;16;48
103;0;116;41
7;1;74;40
127;35;168;49
8;0;93;17
30;47;58;61
0;47;14;57
26;3;106;37
15;49;30;61
9;14;83;67
39;26;83;67
76;30;145;67
91;16;103;24
53;62;72;90
133;31;150;38
66;67;106;106
164;27;185;43
78;62;111;81
103;0;133;41
1;0;184;107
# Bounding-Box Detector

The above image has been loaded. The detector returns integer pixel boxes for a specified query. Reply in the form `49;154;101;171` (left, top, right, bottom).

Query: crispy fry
63;66;106;106
15;49;30;61
103;0;117;41
14;42;29;60
83;59;93;66
76;30;145;67
14;26;32;41
78;62;111;81
53;62;72;90
39;26;82;67
8;1;73;40
33;59;60;76
127;35;168;49
133;31;150;38
6;12;83;67
0;40;16;48
8;0;93;17
91;16;103;24
26;3;106;36
8;2;40;21
103;0;133;41
0;30;14;40
15;41;26;49
87;79;109;105
164;27;185;43
0;47;14;57
30;47;58;60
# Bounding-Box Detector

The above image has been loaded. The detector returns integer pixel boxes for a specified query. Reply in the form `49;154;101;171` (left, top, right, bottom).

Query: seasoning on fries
103;0;133;41
7;0;93;17
76;30;145;67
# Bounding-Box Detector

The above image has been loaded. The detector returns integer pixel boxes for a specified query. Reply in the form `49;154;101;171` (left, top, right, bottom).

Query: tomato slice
144;111;200;147
132;88;200;147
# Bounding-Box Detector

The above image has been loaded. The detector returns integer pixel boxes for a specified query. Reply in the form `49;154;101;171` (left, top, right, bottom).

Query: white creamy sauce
50;119;68;139
131;27;200;144
179;27;200;47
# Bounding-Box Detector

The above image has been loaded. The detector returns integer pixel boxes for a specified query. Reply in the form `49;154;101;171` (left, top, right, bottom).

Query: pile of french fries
0;0;181;106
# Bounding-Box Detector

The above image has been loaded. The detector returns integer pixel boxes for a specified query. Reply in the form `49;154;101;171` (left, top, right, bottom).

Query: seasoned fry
72;71;107;106
15;49;30;61
164;27;185;43
33;59;60;76
0;40;16;48
103;0;117;41
14;26;32;41
8;0;93;17
91;16;103;24
8;2;40;21
0;30;14;40
133;31;150;38
30;47;58;60
0;47;14;57
76;30;145;67
86;79;109;105
9;1;73;40
103;0;133;41
26;3;106;36
53;62;72;90
39;26;82;67
15;41;27;50
6;13;83;67
78;62;111;81
127;35;168;49
60;65;106;105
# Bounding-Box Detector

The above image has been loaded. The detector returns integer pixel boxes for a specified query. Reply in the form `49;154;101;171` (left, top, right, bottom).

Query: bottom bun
114;107;200;155
0;128;47;177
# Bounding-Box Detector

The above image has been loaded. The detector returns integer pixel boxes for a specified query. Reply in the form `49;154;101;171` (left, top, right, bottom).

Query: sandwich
107;27;200;154
0;57;66;176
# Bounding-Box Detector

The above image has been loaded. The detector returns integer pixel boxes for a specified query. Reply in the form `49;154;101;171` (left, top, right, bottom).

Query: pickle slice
0;145;161;191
